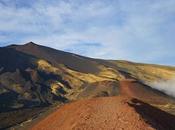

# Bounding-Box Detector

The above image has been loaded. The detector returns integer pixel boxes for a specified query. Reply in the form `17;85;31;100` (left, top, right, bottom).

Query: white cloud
149;79;175;98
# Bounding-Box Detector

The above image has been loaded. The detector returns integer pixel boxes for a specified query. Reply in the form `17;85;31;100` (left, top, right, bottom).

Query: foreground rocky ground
31;96;153;130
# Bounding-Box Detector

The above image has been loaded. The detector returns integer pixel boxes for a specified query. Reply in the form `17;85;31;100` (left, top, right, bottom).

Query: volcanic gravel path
120;79;174;104
31;96;154;130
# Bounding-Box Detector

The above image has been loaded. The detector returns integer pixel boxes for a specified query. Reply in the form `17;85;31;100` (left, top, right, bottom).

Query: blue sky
0;0;175;65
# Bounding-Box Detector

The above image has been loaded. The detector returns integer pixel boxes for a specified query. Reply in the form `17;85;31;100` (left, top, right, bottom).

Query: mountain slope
1;42;175;129
8;42;101;74
0;43;122;113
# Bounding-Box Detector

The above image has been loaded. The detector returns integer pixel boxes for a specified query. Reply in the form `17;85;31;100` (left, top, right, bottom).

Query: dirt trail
120;79;137;97
31;96;154;130
120;79;174;105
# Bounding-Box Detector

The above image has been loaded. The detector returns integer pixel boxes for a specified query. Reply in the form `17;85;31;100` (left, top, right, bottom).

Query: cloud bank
0;0;175;65
150;79;175;98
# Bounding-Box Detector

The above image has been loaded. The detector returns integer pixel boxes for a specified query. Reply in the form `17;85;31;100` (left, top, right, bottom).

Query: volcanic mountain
0;42;175;129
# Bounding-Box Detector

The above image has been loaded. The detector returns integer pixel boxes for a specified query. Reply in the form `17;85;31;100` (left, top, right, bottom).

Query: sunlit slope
107;60;175;83
37;59;121;101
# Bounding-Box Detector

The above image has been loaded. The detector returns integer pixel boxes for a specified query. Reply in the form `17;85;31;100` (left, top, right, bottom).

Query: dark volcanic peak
6;42;38;48
7;42;101;74
24;41;38;46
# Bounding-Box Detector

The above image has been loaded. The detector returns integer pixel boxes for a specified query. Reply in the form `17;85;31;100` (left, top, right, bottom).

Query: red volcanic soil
31;80;175;130
120;80;174;105
31;97;154;130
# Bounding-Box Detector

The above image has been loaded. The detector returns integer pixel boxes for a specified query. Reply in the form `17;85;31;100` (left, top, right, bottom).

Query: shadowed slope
8;42;101;74
0;47;36;73
128;98;175;130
